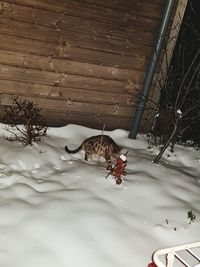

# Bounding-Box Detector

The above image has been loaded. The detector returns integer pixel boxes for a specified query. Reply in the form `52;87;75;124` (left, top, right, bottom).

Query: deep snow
0;123;199;267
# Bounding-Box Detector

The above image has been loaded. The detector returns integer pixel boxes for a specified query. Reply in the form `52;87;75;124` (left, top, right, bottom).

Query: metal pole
129;0;175;139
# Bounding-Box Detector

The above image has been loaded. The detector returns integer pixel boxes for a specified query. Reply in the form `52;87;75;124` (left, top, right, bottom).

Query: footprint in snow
155;221;189;232
67;161;74;165
61;155;67;161
53;166;60;170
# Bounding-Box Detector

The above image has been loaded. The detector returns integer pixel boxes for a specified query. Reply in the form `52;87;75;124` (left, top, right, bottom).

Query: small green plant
187;210;196;224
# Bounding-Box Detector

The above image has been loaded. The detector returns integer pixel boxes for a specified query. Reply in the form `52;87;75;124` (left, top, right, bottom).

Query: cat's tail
65;144;82;154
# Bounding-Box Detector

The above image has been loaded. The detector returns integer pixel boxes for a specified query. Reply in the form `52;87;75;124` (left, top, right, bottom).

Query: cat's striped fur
65;135;121;167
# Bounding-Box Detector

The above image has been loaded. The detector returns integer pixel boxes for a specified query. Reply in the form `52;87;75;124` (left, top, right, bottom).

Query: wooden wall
0;0;175;130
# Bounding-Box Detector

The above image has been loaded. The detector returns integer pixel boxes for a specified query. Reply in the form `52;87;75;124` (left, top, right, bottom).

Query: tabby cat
65;135;121;167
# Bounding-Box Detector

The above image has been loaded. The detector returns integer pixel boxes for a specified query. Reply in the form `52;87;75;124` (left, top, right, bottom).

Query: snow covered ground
0;123;199;267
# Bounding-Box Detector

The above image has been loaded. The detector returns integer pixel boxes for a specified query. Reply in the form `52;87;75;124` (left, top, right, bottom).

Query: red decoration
106;154;127;185
148;262;157;267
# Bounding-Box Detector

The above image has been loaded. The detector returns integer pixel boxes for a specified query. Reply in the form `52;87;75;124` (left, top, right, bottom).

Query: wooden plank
0;33;56;56
74;0;163;13
0;64;145;92
0;1;161;35
0;17;155;55
41;110;132;130
0;99;132;130
74;0;163;19
0;79;137;106
0;49;146;79
0;93;135;117
0;33;150;69
0;18;60;43
2;0;163;23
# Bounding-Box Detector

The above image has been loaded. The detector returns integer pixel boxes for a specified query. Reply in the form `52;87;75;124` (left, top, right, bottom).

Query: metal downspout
129;0;175;139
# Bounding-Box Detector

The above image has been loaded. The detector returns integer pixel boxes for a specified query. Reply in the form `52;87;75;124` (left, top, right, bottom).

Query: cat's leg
84;152;89;161
84;150;92;161
170;140;175;153
105;154;112;170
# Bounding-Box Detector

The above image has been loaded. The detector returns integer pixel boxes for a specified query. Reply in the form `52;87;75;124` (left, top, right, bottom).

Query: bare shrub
2;97;47;146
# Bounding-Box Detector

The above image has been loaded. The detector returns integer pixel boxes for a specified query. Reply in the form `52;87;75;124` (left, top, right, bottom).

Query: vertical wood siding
0;0;172;130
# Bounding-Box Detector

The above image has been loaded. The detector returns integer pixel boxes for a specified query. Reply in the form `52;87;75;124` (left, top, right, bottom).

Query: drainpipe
129;0;175;139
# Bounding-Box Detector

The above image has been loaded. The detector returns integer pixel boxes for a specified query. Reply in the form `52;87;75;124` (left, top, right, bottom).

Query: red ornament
106;154;127;185
148;263;157;267
116;178;122;185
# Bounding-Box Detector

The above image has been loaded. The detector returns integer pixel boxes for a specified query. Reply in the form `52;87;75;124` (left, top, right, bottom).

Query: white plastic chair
152;241;200;267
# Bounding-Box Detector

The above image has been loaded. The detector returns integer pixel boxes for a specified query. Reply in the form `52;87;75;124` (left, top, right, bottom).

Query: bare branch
1;97;48;147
